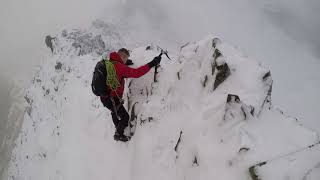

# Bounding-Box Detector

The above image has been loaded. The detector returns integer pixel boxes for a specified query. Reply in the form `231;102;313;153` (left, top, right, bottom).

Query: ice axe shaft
154;65;159;83
154;47;172;82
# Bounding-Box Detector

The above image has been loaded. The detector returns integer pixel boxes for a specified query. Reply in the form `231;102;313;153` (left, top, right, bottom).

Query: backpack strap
105;60;120;91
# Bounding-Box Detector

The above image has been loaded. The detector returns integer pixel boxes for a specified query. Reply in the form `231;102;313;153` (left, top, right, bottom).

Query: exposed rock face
65;30;106;56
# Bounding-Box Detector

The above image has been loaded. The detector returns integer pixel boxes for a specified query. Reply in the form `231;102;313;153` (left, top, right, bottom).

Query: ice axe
154;48;172;82
157;47;172;60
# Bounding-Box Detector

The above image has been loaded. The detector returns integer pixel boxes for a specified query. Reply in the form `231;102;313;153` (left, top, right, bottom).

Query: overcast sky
0;0;319;78
257;0;320;57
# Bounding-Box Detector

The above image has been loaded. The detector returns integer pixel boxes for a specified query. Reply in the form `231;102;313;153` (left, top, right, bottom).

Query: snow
4;23;320;180
256;143;320;180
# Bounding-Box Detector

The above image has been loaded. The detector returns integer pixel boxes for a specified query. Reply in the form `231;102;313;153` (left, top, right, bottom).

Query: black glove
147;56;161;68
125;59;134;66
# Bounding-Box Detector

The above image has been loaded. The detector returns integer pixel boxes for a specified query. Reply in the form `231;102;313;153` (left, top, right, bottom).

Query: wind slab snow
5;21;320;180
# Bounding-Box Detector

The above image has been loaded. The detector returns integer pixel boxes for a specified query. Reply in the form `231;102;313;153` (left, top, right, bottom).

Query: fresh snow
5;22;320;180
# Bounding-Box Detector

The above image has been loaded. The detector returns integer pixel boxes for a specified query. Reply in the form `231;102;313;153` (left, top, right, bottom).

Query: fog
257;0;320;57
0;76;10;144
1;0;320;176
0;0;117;176
0;0;116;132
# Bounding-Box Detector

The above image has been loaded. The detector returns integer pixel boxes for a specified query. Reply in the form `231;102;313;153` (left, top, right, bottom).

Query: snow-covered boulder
5;23;319;180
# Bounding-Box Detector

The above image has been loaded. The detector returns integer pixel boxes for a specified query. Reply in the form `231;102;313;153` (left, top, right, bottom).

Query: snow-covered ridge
5;22;319;180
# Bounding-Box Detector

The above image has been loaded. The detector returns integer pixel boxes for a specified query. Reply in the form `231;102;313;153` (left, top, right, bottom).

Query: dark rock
250;106;255;116
225;94;255;121
24;95;32;104
146;46;152;50
55;62;62;70
211;47;231;90
45;89;50;95
212;38;221;48
263;71;271;81
214;63;230;90
192;156;199;167
211;60;216;75
227;94;240;103
148;117;153;122
224;94;248;122
174;131;183;152
258;71;273;116
213;49;222;61
140;118;146;125
203;75;208;87
45;35;56;53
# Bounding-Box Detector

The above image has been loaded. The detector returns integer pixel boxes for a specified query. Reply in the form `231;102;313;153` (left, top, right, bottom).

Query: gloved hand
125;59;134;66
147;56;162;68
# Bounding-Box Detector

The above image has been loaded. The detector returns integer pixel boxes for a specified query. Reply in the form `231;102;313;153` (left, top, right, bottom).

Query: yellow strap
105;60;120;91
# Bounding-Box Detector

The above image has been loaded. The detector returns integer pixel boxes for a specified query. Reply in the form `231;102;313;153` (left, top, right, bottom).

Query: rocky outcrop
62;30;106;56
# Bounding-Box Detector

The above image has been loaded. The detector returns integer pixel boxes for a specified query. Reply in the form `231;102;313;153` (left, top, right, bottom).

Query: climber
97;48;161;142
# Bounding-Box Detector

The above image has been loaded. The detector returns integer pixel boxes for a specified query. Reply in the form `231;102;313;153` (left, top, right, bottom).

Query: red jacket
106;52;151;98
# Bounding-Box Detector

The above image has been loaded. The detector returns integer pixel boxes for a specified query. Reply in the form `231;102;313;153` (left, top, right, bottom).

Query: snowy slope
5;22;319;180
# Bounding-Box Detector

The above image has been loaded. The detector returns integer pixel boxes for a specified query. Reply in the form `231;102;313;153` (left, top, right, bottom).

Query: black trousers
100;97;129;135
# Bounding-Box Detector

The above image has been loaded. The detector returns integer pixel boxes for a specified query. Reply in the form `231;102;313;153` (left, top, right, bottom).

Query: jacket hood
109;52;124;64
